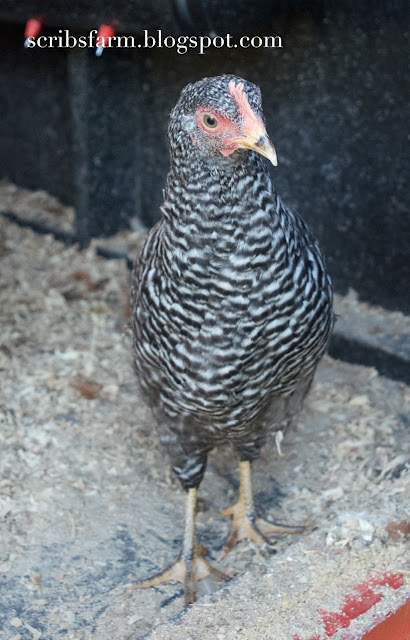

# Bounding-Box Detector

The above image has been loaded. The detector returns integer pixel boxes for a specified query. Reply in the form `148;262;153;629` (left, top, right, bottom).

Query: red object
96;23;116;47
361;599;410;640
24;16;44;39
293;572;406;640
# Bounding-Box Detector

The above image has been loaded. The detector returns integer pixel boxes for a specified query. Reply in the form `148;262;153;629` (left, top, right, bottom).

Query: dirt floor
0;186;409;640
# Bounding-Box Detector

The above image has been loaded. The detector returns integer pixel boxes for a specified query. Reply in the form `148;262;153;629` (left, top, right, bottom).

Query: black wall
0;4;409;313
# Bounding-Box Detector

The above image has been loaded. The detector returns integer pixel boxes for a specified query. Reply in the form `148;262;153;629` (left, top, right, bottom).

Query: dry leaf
70;374;102;399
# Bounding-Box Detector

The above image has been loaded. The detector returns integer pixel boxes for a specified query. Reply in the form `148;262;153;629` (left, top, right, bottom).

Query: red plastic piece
24;16;44;39
293;572;405;640
361;599;410;640
96;23;116;47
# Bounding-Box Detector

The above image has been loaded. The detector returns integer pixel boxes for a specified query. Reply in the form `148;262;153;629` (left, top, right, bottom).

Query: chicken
130;75;334;605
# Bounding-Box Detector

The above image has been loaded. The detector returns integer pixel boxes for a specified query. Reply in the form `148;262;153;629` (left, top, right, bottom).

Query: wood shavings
0;179;75;233
326;519;373;548
348;394;369;406
23;622;42;640
274;430;284;456
10;617;22;628
321;486;344;502
0;184;409;640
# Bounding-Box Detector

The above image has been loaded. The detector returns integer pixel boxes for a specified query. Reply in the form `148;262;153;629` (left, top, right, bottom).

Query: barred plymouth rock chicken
131;75;334;604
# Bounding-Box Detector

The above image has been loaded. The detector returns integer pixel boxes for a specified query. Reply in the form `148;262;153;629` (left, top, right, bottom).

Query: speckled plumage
131;75;334;490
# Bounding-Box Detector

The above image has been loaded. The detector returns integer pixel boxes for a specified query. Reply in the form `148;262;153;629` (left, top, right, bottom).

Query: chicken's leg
131;488;231;605
220;460;304;555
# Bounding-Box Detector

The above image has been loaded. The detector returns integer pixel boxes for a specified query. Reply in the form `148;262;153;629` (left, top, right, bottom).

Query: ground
0;185;409;640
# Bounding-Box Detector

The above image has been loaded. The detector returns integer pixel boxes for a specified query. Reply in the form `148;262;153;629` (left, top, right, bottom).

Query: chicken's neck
163;152;280;225
160;152;288;276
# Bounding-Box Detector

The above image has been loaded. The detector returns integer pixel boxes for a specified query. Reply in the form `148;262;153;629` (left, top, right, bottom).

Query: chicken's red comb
228;80;256;122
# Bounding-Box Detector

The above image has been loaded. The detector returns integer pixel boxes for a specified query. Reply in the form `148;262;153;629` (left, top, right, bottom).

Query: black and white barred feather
131;75;334;489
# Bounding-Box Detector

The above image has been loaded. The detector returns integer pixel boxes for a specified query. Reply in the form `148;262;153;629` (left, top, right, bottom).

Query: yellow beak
236;132;278;167
226;80;277;166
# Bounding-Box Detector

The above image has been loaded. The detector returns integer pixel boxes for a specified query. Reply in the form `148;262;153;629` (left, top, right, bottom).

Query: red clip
96;23;117;56
24;15;44;46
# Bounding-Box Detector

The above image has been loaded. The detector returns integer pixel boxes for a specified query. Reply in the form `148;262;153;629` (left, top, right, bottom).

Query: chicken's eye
202;114;219;129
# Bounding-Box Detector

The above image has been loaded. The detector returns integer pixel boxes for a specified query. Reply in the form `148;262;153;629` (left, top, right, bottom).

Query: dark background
0;1;409;313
